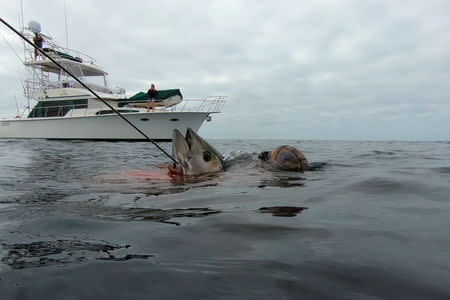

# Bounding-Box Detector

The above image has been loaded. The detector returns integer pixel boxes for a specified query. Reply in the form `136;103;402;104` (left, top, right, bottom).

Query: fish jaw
172;129;191;174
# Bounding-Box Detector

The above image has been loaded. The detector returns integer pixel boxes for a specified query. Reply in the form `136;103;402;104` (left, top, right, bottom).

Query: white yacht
0;21;225;141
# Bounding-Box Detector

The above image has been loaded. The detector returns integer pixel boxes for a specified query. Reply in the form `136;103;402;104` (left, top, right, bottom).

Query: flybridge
24;56;108;77
21;21;118;100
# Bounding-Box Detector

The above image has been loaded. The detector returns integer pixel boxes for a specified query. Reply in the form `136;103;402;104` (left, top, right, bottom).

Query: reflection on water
1;240;152;269
86;206;222;225
259;206;308;217
258;174;306;188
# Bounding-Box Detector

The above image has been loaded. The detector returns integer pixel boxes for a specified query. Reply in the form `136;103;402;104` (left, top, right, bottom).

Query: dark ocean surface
0;139;449;299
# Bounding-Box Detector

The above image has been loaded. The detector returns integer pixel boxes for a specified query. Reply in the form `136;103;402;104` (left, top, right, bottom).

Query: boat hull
0;112;211;141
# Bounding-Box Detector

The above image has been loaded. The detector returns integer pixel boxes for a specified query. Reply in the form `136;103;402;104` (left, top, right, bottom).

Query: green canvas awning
127;89;183;101
43;48;83;63
117;89;183;107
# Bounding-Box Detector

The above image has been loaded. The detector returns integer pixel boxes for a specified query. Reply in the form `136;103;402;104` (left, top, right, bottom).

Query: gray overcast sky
1;0;449;140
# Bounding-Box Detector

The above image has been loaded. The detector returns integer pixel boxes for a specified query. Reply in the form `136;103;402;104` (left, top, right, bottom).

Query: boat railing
24;78;45;95
22;29;97;66
167;96;227;113
26;96;226;119
24;77;123;98
120;96;226;113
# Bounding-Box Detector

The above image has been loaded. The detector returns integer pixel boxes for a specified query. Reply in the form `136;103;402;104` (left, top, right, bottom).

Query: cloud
0;0;449;140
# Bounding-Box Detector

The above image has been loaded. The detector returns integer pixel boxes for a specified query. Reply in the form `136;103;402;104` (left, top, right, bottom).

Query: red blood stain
121;165;184;181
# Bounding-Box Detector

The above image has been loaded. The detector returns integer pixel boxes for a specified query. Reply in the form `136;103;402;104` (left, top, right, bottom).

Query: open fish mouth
172;129;191;169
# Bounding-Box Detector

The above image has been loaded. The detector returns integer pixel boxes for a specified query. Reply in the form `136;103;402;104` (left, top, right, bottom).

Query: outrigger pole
0;17;179;165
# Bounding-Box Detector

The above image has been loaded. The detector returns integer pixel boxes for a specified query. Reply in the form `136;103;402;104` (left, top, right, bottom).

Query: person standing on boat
147;84;158;112
33;33;43;60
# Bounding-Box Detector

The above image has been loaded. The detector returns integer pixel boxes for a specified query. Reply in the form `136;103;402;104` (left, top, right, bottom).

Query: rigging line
0;17;179;165
3;30;69;105
17;70;26;95
14;96;20;116
0;30;44;100
0;31;23;63
3;28;41;78
2;31;46;92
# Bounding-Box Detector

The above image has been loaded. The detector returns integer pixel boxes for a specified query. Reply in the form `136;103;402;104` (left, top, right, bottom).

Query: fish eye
203;151;212;162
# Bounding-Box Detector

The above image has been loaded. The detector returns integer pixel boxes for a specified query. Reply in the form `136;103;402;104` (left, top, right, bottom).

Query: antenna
19;0;24;28
20;0;25;58
64;0;69;49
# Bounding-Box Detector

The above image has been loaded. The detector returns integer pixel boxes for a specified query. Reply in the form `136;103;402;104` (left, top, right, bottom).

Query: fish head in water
258;145;308;172
172;128;225;175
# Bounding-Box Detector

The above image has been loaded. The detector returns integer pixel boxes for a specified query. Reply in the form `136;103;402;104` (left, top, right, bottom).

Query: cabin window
28;100;88;118
95;109;139;115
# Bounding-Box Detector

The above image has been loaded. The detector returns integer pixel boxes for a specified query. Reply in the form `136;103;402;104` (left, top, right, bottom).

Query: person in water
33;33;43;59
147;84;158;112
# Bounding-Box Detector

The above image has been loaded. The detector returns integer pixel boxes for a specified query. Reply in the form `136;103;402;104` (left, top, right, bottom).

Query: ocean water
0;139;449;299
